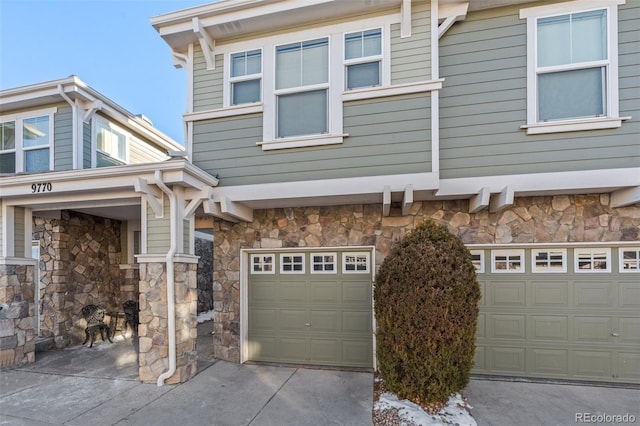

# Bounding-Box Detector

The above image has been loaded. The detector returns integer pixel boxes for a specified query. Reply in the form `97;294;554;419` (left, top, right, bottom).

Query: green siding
192;93;431;186
193;48;224;112
439;2;640;179
83;121;91;169
53;106;73;171
390;1;431;84
146;197;171;254
14;207;25;257
129;138;167;164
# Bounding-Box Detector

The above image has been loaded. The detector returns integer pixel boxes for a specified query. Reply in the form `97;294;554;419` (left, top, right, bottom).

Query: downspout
154;170;178;386
57;85;77;169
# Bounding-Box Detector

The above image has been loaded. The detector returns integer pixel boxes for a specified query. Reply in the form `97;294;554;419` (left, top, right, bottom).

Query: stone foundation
138;260;198;384
211;195;640;362
0;263;36;367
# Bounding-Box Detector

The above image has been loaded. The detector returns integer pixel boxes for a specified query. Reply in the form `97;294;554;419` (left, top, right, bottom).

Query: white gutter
154;170;178;386
57;85;78;169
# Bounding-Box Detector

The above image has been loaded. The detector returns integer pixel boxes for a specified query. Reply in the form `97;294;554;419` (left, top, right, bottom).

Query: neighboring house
152;0;639;385
0;76;218;383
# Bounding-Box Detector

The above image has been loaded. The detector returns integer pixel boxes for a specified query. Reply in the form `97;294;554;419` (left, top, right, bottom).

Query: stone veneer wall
0;263;35;367
32;210;123;347
196;236;214;313
211;194;640;362
138;261;197;384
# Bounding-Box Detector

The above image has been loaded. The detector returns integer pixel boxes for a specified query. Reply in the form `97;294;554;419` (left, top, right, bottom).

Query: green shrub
374;220;480;406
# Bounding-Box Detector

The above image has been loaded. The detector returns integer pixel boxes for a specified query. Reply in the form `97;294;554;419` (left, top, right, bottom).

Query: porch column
0;204;36;367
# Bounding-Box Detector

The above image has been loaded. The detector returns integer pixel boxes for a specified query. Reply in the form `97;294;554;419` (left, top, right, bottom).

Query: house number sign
31;182;52;193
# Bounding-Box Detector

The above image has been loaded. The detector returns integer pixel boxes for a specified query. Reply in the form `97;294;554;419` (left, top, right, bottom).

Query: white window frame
280;253;306;274
532;248;567;273
310;252;337;274
574;248;611;273
342;251;370;274
491;249;525;273
0;107;56;173
619;247;640;273
216;17;393;151
344;27;384;90
470;250;485;273
250;253;275;274
520;0;626;135
228;48;263;106
93;117;129;166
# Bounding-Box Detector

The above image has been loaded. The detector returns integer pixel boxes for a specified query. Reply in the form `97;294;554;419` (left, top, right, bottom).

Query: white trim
466;241;640;249
521;117;628;135
186;43;195;114
519;0;625;19
279;252;306;274
135;254;199;264
342;251;371;274
0;257;38;266
310;252;338;274
490;249;525;273
341;79;443;102
249;253;275;274
470;249;485;274
258;134;346;151
0;107;58;123
574;247;611;273
619;247;640;273
531;248;567;273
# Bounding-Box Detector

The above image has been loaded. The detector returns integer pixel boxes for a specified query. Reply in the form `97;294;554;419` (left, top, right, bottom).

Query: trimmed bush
374;220;480;406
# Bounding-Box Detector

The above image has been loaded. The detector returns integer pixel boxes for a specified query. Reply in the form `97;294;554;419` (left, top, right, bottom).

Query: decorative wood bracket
134;178;164;218
203;199;239;223
611;186;640;208
219;196;253;222
172;50;188;69
489;186;514;213
469;187;491;213
184;187;214;219
438;2;469;39
193;17;216;70
402;184;414;216
401;0;412;38
383;185;391;217
82;100;103;123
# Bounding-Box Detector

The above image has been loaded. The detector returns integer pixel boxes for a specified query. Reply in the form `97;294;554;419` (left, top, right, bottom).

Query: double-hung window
0;109;55;174
230;49;262;105
521;0;624;134
275;38;329;139
344;28;382;90
95;119;127;167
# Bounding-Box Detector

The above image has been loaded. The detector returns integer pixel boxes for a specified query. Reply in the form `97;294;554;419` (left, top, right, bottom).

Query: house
151;0;639;385
0;76;218;383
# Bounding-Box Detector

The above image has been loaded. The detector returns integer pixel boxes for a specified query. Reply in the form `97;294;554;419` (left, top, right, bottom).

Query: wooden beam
202;199;238;223
219;196;253;222
469;187;490;213
383;185;391;217
133;178;163;218
489;186;514;213
192;17;216;70
402;184;413;216
194;216;214;229
611;186;640;207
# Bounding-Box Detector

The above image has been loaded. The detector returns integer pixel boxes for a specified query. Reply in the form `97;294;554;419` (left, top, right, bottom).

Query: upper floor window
230;49;262;105
520;1;624;134
0;108;55;174
344;28;382;90
275;38;329;139
95;118;128;167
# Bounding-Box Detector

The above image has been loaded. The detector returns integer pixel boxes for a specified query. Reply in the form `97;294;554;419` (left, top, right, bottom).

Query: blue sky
0;0;211;144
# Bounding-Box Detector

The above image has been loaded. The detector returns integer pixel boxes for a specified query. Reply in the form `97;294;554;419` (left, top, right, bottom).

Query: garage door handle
305;323;311;327
611;332;620;337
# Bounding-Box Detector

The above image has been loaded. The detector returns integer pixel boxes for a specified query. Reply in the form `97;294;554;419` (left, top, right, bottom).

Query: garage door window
311;253;337;273
251;254;275;274
343;252;370;273
280;254;305;273
470;250;485;273
575;248;610;272
532;249;567;273
619;248;640;272
491;250;525;273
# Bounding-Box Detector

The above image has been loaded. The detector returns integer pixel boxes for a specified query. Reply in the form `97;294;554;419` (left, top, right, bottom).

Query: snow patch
375;392;476;426
197;310;214;323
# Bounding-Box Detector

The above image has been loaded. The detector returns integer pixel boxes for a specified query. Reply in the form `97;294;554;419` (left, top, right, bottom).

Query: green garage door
248;250;373;368
472;246;640;384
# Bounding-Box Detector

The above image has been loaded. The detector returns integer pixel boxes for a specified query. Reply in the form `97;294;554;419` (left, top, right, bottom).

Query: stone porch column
137;256;198;384
0;260;36;368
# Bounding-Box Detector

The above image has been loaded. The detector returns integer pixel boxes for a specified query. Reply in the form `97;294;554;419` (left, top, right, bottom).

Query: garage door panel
574;317;613;342
618;353;640;380
249;309;276;331
476;313;486;338
343;282;372;306
310;282;339;304
473;346;486;370
478;280;486;306
619;282;640;308
529;315;568;340
490;347;526;373
310;310;340;332
277;283;306;303
278;338;307;362
490;314;526;339
573;351;612;379
490;282;526;306
574;282;614;307
248;337;277;361
309;339;339;363
618;317;640;342
530;281;568;307
528;348;568;375
342;340;372;365
277;310;307;331
343;311;372;334
250;282;277;303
